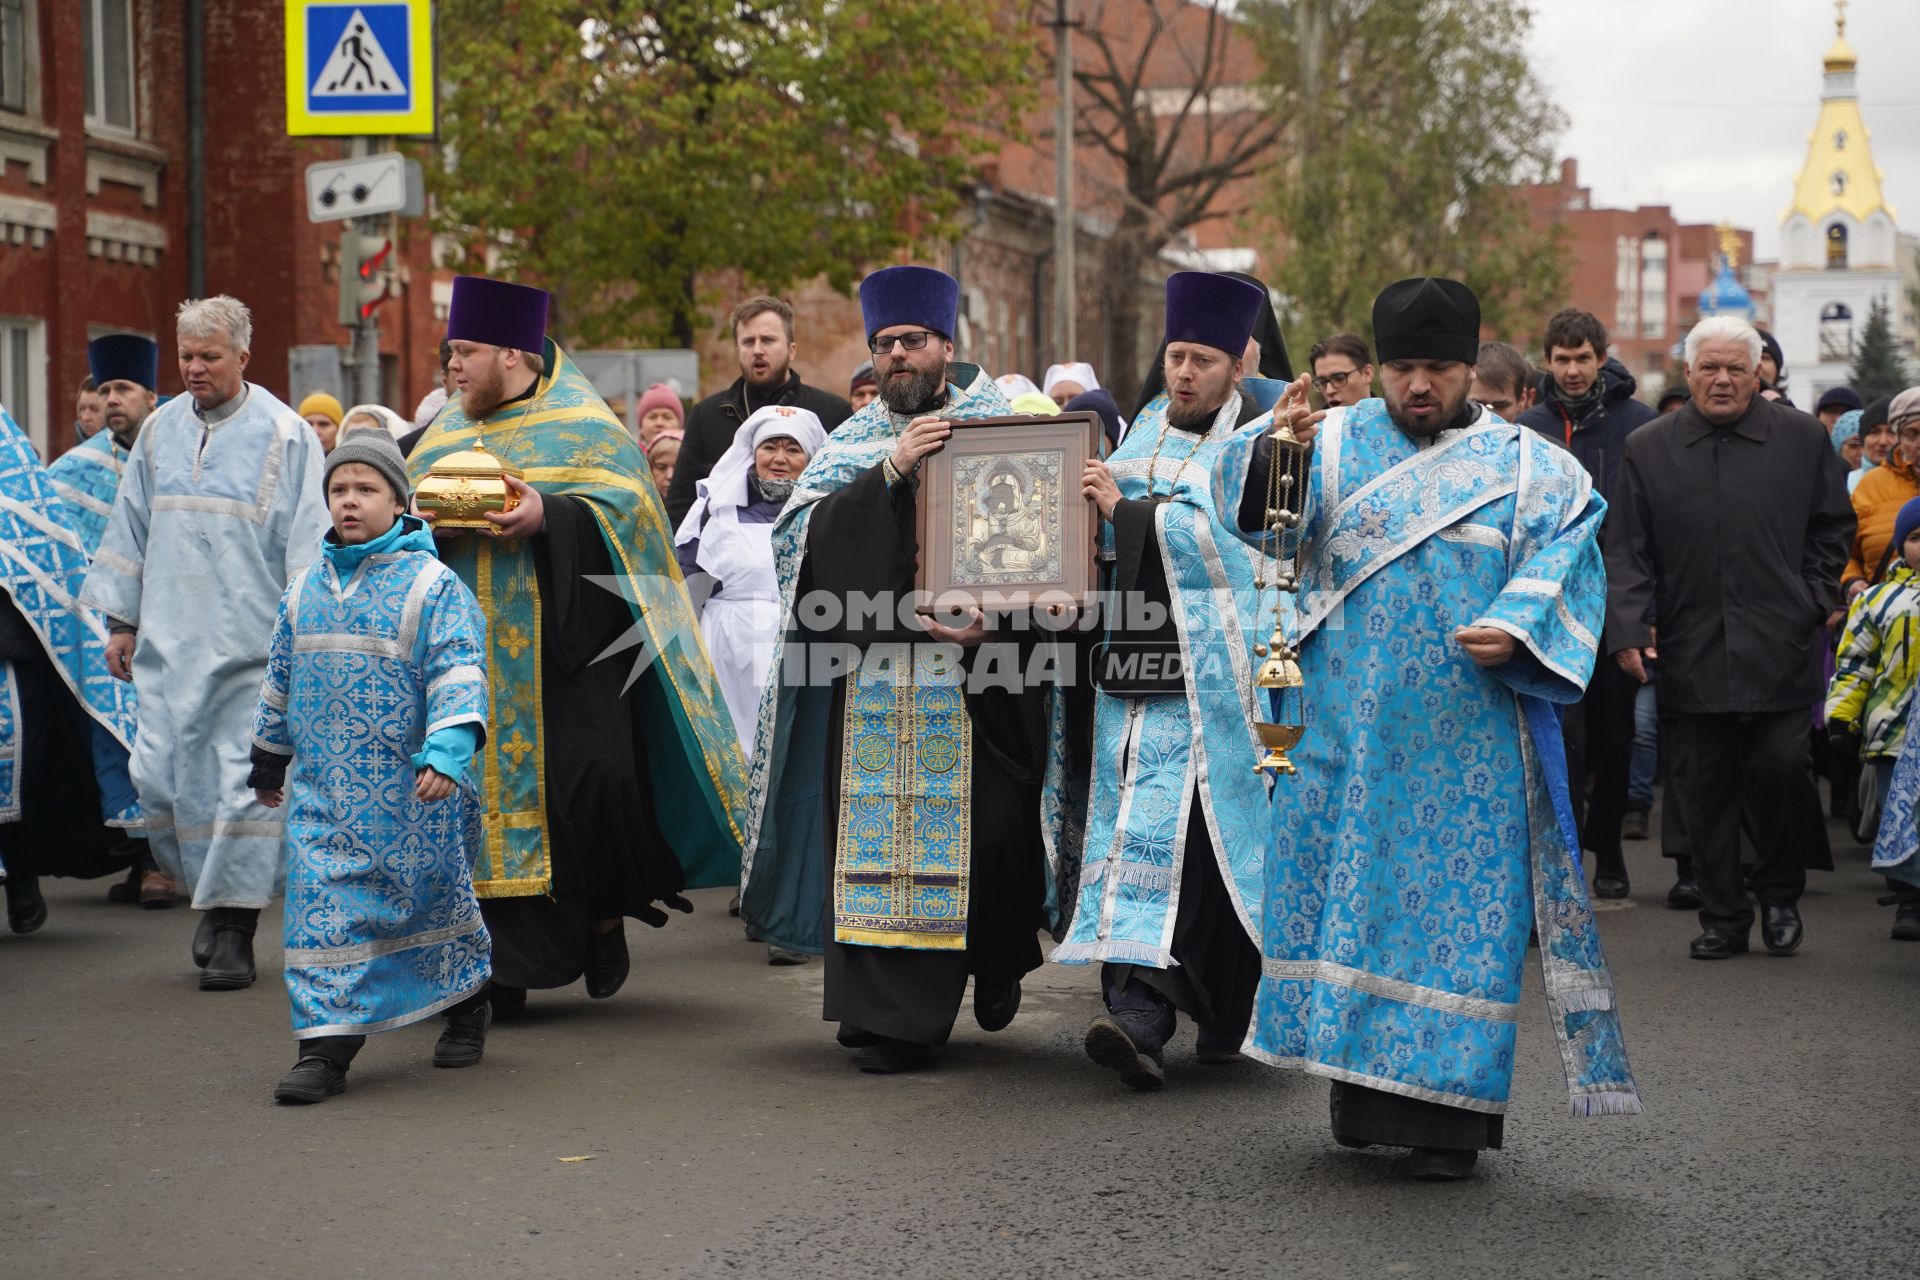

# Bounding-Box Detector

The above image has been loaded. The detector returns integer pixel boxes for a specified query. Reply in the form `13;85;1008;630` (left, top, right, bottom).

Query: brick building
0;0;442;461
691;0;1273;404
1517;158;1766;403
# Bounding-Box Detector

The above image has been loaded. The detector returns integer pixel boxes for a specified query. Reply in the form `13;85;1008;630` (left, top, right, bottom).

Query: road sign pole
342;136;382;407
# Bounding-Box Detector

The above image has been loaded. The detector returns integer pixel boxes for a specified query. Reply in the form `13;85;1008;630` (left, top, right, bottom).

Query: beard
461;364;507;419
1167;393;1227;433
879;361;947;415
745;355;791;390
1385;386;1474;438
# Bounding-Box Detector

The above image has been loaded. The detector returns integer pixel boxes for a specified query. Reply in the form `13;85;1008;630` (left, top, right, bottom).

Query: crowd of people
4;251;1915;1184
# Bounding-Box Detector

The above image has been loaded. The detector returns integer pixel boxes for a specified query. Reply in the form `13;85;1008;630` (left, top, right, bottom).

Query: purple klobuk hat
445;275;550;353
1163;271;1265;359
859;265;960;342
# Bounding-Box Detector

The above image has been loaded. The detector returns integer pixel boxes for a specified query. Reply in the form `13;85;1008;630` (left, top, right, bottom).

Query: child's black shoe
433;1000;491;1068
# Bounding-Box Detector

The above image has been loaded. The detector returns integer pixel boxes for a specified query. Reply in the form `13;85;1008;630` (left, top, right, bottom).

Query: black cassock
799;464;1061;1047
479;495;687;989
0;589;128;883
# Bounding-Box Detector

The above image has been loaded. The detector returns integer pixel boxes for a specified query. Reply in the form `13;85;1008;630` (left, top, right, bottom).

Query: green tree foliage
1850;293;1912;403
430;1;1036;347
1246;0;1568;358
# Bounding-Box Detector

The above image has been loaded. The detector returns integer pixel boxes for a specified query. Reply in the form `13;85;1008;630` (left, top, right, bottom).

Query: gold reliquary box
414;442;523;530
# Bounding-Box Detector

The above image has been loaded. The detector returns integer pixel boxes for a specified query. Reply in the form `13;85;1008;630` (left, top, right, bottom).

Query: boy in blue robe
248;433;493;1105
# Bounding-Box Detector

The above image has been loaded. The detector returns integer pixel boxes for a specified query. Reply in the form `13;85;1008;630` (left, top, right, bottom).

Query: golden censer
414;440;523;530
1252;407;1312;774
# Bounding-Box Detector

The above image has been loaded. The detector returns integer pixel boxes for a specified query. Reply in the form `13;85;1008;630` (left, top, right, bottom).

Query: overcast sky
1526;0;1920;261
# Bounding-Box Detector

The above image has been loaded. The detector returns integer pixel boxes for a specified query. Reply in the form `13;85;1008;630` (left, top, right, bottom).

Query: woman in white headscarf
339;402;412;442
674;404;829;758
1041;361;1100;402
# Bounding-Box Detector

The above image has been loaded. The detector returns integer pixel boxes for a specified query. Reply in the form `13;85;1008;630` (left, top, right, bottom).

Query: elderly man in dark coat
1606;315;1854;960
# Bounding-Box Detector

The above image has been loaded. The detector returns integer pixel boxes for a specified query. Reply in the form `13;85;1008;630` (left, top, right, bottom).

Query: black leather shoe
1593;876;1630;900
107;866;142;904
200;908;258;991
1689;927;1749;960
1892;903;1920;942
5;875;46;934
583;925;629;999
1407;1147;1479;1180
1083;1015;1165;1091
192;911;217;967
973;977;1021;1032
1761;904;1803;956
727;892;742;917
1621;809;1650;841
766;944;808;966
433;1000;492;1068
852;1036;936;1074
1667;879;1702;911
274;1056;347;1105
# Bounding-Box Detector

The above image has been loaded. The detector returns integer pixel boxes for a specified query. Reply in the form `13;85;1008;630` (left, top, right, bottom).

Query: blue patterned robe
251;529;492;1037
46;429;130;555
80;385;330;909
739;364;1079;954
0;406;140;832
1871;721;1920;887
1211;399;1642;1117
1053;384;1283;968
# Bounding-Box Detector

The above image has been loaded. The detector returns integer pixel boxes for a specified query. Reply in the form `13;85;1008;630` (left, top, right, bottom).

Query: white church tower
1771;1;1911;402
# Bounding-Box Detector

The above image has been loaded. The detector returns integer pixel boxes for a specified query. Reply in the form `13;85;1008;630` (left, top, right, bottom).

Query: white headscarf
412;387;449;431
996;373;1041;400
1042;362;1101;398
341;402;412;441
674;404;829;546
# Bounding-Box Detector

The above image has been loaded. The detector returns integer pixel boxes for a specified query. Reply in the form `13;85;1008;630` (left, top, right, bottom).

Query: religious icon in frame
914;411;1104;612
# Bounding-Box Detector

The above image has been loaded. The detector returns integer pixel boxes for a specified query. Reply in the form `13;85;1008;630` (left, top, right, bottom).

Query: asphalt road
4;819;1914;1279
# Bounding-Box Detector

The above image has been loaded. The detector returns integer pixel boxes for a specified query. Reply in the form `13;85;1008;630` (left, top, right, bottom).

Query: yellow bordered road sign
285;1;434;137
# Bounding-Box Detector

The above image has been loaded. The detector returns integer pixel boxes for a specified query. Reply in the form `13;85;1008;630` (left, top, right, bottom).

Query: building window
1835;129;1848;150
1826;223;1849;269
1640;234;1668;341
82;0;136;134
0;0;25;113
1831;171;1849;197
1820;302;1854;362
0;316;45;456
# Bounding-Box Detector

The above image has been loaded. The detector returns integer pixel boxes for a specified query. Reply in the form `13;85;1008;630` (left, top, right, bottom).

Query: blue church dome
1698;256;1755;320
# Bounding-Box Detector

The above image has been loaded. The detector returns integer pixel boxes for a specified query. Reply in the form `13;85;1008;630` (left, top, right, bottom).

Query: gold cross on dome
1836;0;1848;38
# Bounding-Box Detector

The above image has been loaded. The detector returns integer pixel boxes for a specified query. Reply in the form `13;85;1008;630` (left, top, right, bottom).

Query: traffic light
337;231;394;327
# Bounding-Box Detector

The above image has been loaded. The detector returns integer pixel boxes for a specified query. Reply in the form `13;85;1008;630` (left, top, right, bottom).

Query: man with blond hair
81;295;330;990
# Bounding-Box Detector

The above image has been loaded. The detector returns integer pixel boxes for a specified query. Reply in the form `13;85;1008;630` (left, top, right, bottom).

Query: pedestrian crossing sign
284;1;434;137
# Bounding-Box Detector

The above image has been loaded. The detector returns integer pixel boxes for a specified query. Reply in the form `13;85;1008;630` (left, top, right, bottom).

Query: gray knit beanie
324;430;410;504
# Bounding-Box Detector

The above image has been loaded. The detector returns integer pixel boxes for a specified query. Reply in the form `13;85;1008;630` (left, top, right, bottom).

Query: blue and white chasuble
0;406;141;830
252;522;492;1037
1211;398;1643;1117
1870;725;1920;888
739;365;1080;954
81;385;330;909
1053;384;1283;969
46;429;130;556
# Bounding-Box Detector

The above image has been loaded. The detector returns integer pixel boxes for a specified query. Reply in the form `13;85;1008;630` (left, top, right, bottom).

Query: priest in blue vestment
46;334;169;906
1051;272;1278;1089
0;404;143;934
81;296;331;991
1211;278;1642;1179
